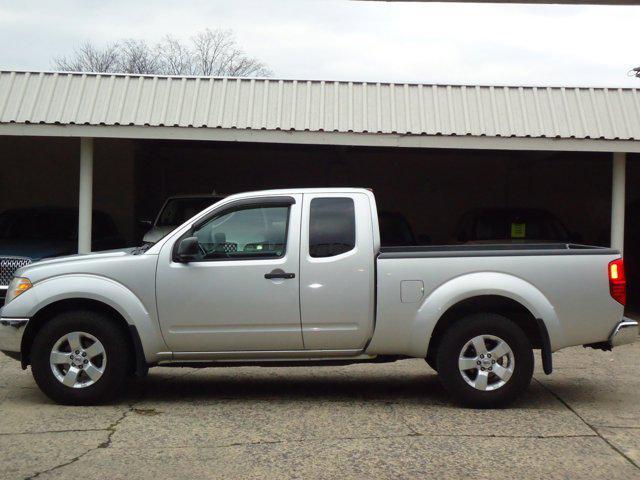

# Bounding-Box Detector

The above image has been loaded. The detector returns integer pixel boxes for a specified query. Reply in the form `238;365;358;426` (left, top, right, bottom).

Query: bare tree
52;29;272;77
118;39;160;75
53;41;120;73
156;35;195;75
225;52;271;77
192;29;271;77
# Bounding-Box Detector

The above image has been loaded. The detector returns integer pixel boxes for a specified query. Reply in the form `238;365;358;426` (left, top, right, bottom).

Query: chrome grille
0;257;32;286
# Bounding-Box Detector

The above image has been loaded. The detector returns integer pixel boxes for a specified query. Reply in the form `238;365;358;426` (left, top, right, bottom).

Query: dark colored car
454;207;576;244
0;208;125;300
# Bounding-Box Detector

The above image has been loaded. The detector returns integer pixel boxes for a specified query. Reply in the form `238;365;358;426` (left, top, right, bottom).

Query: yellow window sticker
511;223;526;238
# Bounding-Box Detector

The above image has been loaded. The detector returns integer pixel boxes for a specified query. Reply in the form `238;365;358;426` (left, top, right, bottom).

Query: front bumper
609;317;639;348
0;317;28;356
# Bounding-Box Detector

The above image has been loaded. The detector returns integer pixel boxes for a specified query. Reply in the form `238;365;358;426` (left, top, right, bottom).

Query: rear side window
309;198;355;258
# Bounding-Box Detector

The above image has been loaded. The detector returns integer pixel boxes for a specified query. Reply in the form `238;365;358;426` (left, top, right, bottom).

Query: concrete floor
1;342;639;480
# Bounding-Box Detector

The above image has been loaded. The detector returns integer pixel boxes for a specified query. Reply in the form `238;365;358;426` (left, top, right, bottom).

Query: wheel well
21;298;135;370
426;295;543;364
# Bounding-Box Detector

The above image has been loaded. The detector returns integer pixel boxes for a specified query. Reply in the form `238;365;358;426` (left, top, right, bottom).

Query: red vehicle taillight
608;258;626;306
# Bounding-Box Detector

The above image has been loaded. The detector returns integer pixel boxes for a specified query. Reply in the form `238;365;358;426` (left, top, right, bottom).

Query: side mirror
176;237;200;262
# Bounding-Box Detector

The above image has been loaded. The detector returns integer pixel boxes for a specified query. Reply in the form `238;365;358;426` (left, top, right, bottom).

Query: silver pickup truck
0;188;636;407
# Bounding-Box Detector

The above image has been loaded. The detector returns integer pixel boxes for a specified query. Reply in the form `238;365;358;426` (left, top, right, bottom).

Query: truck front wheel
436;313;534;408
31;310;130;405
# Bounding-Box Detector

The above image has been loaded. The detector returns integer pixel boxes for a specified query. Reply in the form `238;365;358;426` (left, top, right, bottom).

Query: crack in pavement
384;400;421;437
106;431;603;452
383;398;596;442
591;425;640;430
23;382;148;480
534;377;640;470
23;413;126;480
16;366;228;478
0;428;108;436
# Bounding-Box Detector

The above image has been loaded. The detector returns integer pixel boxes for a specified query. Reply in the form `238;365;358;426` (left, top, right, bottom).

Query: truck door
299;193;376;350
156;195;304;352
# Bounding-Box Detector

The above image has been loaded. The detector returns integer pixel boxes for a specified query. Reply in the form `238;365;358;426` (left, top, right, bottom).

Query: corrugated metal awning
1;70;639;149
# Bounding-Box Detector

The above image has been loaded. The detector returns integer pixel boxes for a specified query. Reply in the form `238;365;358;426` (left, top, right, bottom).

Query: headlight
5;277;32;305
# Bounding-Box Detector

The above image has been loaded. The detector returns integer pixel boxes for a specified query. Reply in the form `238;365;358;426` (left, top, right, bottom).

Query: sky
0;0;638;87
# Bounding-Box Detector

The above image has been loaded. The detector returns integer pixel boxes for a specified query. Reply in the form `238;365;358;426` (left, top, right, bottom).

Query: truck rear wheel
31;310;130;405
436;313;533;408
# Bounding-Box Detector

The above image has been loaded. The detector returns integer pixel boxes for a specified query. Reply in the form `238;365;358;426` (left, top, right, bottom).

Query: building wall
0;136;625;249
0;136;79;209
0;134;629;252
0;136;136;243
93;138;136;242
625;154;640;310
134;140;614;246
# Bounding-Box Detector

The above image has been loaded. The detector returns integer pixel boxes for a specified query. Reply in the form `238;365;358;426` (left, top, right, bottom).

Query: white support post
611;152;626;253
78;137;94;254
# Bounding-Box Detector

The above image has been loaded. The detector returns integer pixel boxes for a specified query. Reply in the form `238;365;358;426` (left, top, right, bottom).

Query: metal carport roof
1;70;639;152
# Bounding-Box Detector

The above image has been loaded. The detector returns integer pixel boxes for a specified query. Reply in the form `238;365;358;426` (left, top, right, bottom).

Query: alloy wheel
458;334;515;391
49;331;107;389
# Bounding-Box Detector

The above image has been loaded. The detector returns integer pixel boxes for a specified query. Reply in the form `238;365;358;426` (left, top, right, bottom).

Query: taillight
608;258;626;306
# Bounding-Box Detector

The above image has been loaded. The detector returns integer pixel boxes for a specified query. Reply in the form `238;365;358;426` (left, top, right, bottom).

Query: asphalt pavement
1;341;639;479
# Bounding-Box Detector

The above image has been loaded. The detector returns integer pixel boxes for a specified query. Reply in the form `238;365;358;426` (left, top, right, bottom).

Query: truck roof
223;187;375;200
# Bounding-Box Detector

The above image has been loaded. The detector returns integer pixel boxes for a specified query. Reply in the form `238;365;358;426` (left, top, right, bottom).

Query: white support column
78;137;94;254
611;152;626;253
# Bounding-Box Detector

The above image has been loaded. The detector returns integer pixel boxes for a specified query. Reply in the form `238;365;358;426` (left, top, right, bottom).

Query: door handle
264;271;295;280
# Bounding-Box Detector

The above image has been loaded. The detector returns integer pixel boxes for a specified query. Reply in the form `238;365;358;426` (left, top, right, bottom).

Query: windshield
156;197;221;227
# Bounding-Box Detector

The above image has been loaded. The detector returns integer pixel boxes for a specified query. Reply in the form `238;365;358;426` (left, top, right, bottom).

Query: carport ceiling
1;70;639;153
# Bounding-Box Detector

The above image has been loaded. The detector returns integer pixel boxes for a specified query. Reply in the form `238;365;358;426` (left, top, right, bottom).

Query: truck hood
15;248;137;280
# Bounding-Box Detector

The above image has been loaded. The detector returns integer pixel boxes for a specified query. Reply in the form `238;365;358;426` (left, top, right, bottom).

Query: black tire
436;313;534;408
425;352;438;372
31;310;130;405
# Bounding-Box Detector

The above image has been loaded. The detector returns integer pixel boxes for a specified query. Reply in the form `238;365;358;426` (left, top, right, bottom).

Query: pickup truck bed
372;243;623;357
379;242;619;256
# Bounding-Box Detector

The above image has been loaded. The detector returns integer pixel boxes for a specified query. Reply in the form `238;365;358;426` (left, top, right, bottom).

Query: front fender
2;274;167;363
408;271;564;357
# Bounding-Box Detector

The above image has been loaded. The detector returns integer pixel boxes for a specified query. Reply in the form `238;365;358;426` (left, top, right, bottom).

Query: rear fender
409;272;563;358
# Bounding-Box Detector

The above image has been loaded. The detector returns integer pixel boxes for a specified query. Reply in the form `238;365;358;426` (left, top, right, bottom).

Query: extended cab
0;188;636;407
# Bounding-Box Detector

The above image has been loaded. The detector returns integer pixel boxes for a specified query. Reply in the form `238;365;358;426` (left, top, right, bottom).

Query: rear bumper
609;318;639;348
0;317;28;356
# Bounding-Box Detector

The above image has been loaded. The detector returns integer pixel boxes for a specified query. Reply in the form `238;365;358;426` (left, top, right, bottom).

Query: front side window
191;205;289;260
309;198;355;258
